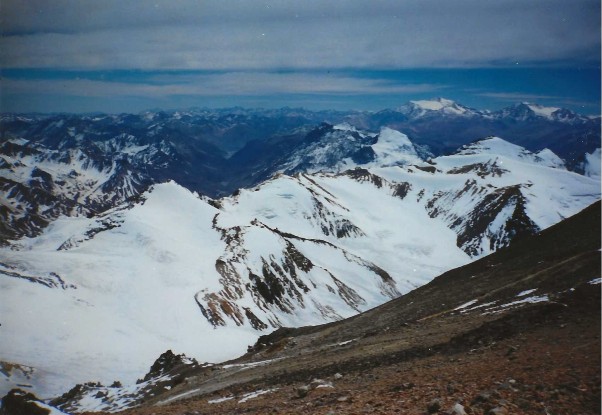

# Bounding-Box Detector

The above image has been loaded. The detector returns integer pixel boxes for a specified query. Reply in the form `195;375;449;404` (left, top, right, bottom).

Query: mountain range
0;99;600;410
1;99;600;244
6;194;600;415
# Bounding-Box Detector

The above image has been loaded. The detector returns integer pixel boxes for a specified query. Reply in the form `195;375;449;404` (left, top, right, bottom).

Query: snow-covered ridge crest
398;97;476;117
453;136;566;169
2;104;598;245
522;102;560;119
410;97;465;112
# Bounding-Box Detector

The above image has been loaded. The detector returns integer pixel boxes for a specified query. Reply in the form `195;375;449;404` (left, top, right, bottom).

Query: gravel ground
83;282;600;415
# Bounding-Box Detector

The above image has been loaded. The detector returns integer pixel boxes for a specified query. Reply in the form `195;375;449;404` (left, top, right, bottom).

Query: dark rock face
392;182;412;199
142;350;197;382
0;389;50;415
49;350;201;413
454;185;540;256
0;176;81;243
343;168;383;188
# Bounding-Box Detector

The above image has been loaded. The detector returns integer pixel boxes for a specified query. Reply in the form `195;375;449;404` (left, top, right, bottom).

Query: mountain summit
401;97;476;117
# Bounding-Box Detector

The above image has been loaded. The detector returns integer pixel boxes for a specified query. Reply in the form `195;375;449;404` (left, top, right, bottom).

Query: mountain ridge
1;102;600;244
1;132;598;398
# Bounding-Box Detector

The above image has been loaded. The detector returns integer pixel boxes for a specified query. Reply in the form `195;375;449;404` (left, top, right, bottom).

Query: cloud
1;0;599;70
1;72;443;98
476;92;562;102
476;92;599;110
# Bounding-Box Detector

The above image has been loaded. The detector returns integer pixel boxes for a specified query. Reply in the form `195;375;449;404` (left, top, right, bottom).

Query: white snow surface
489;294;550;312
516;289;537;297
454;299;478;310
208;396;234;404
370;127;422;167
238;388;277;403
0;183;258;397
0;135;599;401
535;149;566;169
410;98;467;114
222;358;285;370
454;137;560;167
525;103;560;119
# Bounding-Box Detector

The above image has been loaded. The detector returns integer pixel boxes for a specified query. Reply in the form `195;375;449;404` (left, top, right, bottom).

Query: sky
0;0;600;114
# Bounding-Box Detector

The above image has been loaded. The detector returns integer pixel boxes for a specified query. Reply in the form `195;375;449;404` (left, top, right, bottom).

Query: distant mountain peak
332;122;358;132
495;102;586;124
521;102;560;118
398;97;475;117
410;97;459;110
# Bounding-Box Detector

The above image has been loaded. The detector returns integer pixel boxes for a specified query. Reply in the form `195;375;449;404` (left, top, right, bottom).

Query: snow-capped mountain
397;97;480;118
387;97;593;124
0;136;153;242
493;102;591;124
0;122;428;245
362;99;600;166
272;124;424;174
1;129;599;399
1;104;600;401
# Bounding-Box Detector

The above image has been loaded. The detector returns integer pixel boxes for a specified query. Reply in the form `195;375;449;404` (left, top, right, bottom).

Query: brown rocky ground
80;280;599;415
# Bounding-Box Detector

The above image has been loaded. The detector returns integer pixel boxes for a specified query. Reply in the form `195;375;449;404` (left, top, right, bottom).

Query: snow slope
0;135;599;401
524;103;560;119
409;98;469;115
0;175;469;397
1;183;260;397
369;127;422;167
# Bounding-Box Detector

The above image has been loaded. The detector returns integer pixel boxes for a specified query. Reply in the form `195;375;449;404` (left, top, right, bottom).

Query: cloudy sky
1;0;600;114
